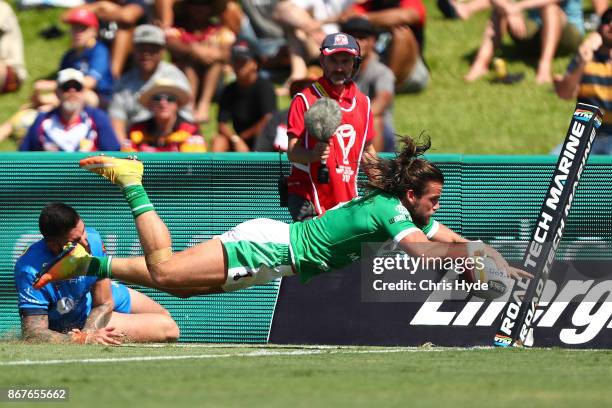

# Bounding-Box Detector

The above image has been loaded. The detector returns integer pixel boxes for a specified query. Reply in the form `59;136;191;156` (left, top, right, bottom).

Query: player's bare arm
399;229;531;280
83;279;114;330
429;223;468;243
21;307;122;345
21;314;75;344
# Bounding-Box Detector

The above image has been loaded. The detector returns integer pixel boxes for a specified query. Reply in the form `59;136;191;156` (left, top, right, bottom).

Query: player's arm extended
429;223;468;243
406;226;509;269
21;314;80;344
397;230;469;259
418;226;531;279
84;279;115;331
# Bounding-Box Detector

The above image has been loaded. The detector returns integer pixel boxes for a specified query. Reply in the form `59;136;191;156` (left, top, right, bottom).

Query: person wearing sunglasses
20;69;120;152
122;79;206;152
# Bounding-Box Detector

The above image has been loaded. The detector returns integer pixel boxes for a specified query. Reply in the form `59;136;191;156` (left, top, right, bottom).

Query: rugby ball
463;256;511;300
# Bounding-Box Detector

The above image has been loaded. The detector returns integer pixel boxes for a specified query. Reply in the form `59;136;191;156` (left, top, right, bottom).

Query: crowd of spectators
0;0;610;154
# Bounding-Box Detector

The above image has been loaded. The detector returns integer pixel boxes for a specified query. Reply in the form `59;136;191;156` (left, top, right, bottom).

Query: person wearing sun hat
122;78;206;152
109;24;193;144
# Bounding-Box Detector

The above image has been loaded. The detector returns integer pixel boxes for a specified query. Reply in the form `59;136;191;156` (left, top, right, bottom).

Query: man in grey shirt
240;0;286;59
109;24;192;144
342;18;396;152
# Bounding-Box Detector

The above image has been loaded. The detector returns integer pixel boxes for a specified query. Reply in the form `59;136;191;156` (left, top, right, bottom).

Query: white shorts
217;218;294;292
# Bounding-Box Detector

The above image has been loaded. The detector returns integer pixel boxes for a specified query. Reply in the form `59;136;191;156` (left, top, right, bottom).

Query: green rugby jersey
289;190;439;282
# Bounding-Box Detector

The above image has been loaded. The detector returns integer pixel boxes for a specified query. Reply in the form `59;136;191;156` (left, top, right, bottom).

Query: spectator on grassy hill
122;78;206;152
15;202;179;344
21;69;120;152
33;9;113;110
0;0;27;95
212;40;277;152
437;0;490;20
164;0;241;124
341;17;395;152
273;0;353;90
109;24;192;144
338;0;429;94
0;106;38;146
73;0;148;79
553;7;612;154
465;0;584;84
239;0;288;72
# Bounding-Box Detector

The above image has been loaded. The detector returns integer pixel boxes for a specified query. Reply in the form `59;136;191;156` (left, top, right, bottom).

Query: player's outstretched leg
81;155;225;289
33;243;111;289
35;155;227;290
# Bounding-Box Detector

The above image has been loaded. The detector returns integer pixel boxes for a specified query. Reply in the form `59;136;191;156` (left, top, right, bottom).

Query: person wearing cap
122;79;206;152
553;8;612;154
285;32;377;222
109;24;192;144
20;68;120;152
73;0;146;79
212;39;277;152
0;1;27;94
341;17;396;152
32;8;113;109
338;0;429;94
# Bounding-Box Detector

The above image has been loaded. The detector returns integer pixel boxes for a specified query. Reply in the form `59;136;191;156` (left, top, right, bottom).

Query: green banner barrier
1;153;611;343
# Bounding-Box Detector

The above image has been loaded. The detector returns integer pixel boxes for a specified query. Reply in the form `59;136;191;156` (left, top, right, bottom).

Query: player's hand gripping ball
464;256;512;300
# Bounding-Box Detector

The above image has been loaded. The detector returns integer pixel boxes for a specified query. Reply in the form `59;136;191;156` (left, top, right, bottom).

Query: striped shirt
567;50;612;136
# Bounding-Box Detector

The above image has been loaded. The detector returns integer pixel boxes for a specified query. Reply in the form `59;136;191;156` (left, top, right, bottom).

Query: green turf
0;1;586;153
0;343;611;407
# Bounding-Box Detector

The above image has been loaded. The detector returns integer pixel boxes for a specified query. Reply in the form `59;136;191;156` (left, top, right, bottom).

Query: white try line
0;347;447;367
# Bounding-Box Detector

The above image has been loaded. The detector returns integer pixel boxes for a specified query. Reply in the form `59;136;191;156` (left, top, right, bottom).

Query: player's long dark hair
363;135;444;197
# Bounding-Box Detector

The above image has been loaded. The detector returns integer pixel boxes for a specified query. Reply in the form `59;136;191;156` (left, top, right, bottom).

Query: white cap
57;68;84;86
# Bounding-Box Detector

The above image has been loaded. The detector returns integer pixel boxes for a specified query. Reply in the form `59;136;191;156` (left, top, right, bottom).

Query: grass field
0;1;591;153
1;343;612;407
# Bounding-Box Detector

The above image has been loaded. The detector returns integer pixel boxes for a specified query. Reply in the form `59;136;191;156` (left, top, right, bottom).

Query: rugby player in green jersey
34;136;529;293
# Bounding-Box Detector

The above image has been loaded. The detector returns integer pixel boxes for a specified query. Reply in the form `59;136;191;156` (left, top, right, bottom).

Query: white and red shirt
20;107;120;152
287;76;374;215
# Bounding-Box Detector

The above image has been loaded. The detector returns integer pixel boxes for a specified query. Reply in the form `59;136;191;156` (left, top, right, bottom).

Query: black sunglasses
152;93;178;103
60;81;83;92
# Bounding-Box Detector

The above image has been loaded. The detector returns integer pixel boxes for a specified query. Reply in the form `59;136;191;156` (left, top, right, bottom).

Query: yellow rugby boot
79;155;143;188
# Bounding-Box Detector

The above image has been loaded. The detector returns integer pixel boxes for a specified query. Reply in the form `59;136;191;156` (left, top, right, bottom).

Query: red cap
63;8;99;29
